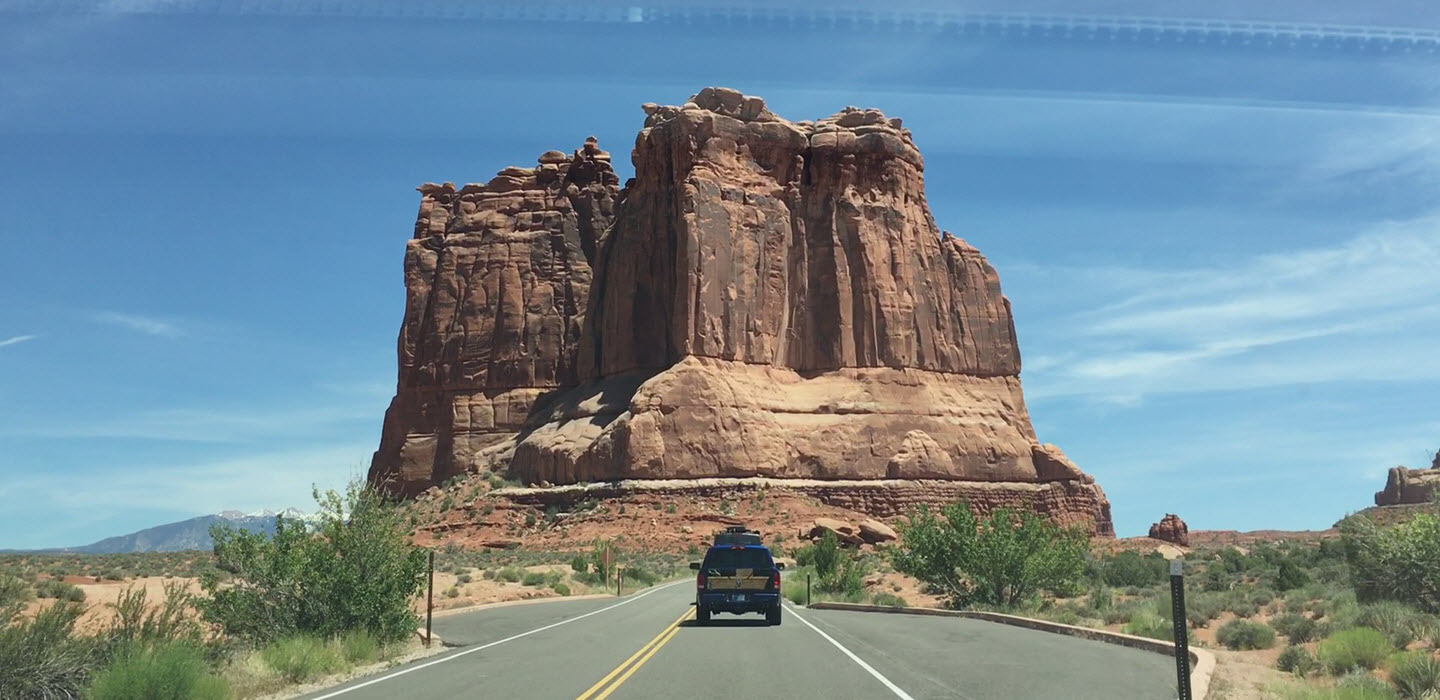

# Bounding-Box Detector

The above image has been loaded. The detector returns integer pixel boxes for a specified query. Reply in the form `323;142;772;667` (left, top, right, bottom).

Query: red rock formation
1148;514;1190;547
580;88;1018;378
370;88;1113;536
370;140;619;496
1374;451;1440;506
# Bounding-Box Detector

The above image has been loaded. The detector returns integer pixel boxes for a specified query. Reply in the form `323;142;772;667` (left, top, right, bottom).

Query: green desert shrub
520;571;547;587
818;555;865;598
871;592;908;608
1099;551;1168;588
1090;585;1113;613
1389;650;1440;699
258;635;345;683
1186;592;1226;628
1249;587;1277;607
1272;613;1322;643
36;579;86;602
1276;645;1317;676
1226;595;1259;618
1301;671;1400;700
1217;619;1276;650
1342;512;1440;614
1122;612;1173;641
1275;558;1312;592
496;567;522;583
621;564;659;588
1283;588;1311;613
781;574;809;606
1325;593;1366;631
1339;673;1401;698
1317;627;1394;675
0;576;31;607
551;582;571;597
88;641;230;700
338;630;381;665
198;480;426;645
0;601;97;699
1103;601;1150;626
1355;601;1425;648
106;582;205;649
891;503;1086;608
1199;562;1231;592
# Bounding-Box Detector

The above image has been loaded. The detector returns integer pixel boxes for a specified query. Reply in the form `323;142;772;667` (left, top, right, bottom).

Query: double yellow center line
575;607;694;700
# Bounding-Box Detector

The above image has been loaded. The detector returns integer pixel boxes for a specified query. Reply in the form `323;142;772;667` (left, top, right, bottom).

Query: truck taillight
771;571;780;589
697;572;707;589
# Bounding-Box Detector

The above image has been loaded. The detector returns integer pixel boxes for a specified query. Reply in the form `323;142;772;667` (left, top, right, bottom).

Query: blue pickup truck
690;543;783;625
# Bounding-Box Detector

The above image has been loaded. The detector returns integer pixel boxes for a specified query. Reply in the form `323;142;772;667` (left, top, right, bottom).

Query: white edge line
309;580;686;699
784;604;917;700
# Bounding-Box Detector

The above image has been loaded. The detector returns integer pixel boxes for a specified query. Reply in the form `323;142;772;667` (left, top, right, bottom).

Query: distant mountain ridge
11;509;315;554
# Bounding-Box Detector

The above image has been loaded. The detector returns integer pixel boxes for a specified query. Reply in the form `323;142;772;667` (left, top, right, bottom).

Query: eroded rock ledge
494;477;1113;537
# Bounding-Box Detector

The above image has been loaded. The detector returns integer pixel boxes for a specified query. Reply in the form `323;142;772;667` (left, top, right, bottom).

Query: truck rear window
703;548;772;570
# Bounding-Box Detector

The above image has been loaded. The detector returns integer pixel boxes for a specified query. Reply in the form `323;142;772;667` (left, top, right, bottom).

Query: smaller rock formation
806;517;900;546
1148;513;1190;547
1374;450;1440;506
807;517;865;546
858;519;899;544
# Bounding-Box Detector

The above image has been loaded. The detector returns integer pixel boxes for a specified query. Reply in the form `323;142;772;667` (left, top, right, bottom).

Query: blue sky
3;1;1439;548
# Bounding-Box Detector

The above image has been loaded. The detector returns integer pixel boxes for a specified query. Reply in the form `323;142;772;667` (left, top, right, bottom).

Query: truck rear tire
767;605;781;626
697;606;710;625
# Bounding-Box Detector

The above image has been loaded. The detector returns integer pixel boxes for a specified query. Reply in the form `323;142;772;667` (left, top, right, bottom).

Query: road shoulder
807;601;1214;699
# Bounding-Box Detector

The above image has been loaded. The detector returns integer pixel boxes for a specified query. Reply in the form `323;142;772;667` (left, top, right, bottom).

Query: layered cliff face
579;89;1018;379
371;139;619;495
370;88;1112;535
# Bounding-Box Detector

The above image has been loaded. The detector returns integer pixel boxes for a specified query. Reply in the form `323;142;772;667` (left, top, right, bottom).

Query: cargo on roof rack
714;526;762;546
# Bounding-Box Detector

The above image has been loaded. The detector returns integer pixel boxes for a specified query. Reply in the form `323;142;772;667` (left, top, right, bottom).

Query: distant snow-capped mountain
35;508;316;554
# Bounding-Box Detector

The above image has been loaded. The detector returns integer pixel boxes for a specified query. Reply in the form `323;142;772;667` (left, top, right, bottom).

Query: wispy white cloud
0;334;39;348
1296;115;1440;191
1020;218;1440;402
93;311;185;338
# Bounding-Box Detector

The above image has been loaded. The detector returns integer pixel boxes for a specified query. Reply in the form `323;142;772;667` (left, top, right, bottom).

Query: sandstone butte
369;87;1115;537
1148;513;1190;547
1374;449;1440;506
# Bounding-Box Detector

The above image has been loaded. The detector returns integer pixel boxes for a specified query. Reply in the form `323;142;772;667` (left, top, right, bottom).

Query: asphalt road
299;581;1176;699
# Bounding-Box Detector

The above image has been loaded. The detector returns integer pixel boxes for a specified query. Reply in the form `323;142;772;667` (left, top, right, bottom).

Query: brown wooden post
425;550;435;648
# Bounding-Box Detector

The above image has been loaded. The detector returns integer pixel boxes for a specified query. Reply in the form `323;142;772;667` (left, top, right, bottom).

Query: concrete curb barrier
807;602;1214;699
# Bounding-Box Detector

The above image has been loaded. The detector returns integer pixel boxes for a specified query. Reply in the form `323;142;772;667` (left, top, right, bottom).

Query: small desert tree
1340;509;1440;614
198;479;427;644
797;531;865;597
891;502;1087;608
